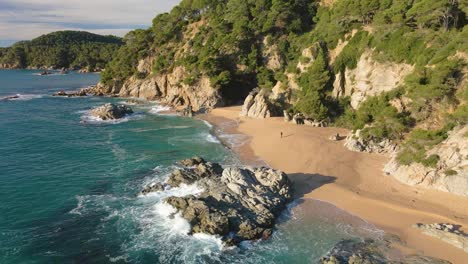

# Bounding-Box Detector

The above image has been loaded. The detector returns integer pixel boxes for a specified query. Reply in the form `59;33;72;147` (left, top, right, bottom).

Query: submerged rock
90;103;133;120
1;95;19;101
320;239;387;264
320;239;450;264
140;183;165;195
141;157;293;245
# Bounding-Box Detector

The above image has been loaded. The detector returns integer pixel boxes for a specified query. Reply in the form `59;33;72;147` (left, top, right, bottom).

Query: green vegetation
295;45;331;120
339;91;413;142
0;31;123;70
397;127;453;167
103;0;467;168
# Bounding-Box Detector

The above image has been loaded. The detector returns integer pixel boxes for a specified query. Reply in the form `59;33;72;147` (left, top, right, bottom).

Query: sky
0;0;181;47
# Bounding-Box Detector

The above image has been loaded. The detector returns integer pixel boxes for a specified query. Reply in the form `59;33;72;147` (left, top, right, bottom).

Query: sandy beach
201;106;468;264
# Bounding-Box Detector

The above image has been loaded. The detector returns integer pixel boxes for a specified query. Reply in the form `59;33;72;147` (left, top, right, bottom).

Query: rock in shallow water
320;239;451;264
90;103;133;120
141;157;293;245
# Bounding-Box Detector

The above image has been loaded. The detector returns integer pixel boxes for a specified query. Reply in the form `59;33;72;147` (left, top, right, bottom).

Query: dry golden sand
201;106;468;264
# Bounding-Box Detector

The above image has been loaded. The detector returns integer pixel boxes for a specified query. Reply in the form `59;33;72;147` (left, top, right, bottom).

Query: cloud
0;0;181;46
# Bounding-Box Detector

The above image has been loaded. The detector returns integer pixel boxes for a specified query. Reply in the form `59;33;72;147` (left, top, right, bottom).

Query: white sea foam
69;195;86;215
107;254;129;263
3;94;44;101
130;126;192;133
140;183;204;199
154;203;191;235
149;105;171;114
202;120;213;128
80;110;144;125
205;133;221;143
218;133;249;148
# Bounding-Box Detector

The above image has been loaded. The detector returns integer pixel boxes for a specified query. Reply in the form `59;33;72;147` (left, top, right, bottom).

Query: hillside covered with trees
101;0;467;171
0;31;123;70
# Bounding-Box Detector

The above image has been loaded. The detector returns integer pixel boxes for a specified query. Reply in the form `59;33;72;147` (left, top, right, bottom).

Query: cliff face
117;66;223;112
332;50;414;109
0;63;19;69
384;126;468;197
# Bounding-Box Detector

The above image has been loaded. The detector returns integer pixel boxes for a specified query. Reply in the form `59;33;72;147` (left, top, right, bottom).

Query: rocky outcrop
140;157;293;246
90;103;133;120
283;112;328;127
384;126;468;197
240;89;283;119
344;129;398;154
320;239;387;264
96;66;223;113
53;88;90;97
414;223;468;253
320;239;450;264
333;50;414;109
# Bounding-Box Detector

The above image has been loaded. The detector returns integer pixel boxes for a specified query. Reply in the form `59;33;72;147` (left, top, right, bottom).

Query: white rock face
332;50;414;109
137;57;153;74
384;126;468;197
240;89;283;119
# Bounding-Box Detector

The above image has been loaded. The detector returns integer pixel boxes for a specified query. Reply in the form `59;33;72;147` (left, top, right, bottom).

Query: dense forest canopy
103;0;466;167
0;31;123;70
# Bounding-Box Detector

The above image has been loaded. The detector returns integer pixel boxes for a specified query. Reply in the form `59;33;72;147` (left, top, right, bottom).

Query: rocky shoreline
140;157;293;246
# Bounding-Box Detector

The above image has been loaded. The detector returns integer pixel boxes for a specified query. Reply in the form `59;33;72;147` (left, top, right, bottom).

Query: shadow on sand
288;173;336;198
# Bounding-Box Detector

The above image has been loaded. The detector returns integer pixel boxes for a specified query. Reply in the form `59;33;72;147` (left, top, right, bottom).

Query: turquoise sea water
0;70;382;263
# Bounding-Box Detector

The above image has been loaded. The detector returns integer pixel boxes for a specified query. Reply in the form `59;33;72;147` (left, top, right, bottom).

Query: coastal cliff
99;0;467;196
95;66;223;112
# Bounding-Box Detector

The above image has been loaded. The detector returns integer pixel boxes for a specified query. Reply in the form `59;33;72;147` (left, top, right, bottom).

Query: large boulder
240;89;282;119
141;157;293;246
90;103;133;120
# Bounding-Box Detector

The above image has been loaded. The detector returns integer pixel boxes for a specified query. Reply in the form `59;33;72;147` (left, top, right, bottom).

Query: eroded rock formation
140;157;293;246
384;126;468;197
93;66;223;113
332;50;414;109
240;89;282;119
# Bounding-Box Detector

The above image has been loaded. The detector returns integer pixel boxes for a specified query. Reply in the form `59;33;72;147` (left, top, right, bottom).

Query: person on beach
281;132;283;138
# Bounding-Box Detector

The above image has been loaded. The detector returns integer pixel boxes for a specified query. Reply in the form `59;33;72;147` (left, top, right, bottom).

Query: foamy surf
2;94;44;101
202;120;214;128
79;110;145;125
149;105;172;114
205;133;221;143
